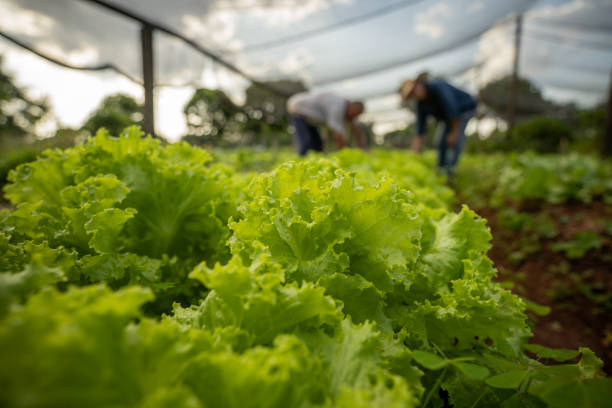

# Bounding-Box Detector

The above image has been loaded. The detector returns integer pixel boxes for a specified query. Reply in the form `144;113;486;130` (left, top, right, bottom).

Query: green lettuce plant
0;130;610;407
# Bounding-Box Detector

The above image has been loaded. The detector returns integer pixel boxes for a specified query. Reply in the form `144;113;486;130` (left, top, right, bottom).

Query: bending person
400;74;477;177
287;92;366;156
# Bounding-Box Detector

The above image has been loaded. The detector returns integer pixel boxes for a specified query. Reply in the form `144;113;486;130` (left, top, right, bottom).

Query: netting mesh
1;0;611;132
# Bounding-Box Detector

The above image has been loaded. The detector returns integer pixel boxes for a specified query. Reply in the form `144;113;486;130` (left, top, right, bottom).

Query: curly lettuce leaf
230;160;422;328
184;253;340;346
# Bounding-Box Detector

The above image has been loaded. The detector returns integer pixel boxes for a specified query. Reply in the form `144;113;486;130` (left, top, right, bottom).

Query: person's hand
411;136;423;153
447;130;459;148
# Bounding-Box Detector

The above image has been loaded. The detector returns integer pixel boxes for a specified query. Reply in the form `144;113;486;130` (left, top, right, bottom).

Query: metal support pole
140;24;155;137
507;13;522;135
604;67;612;157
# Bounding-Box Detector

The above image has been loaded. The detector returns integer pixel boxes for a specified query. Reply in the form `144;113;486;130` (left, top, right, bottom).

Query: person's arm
349;121;367;151
411;135;424;152
332;131;346;149
446;118;460;148
327;99;349;150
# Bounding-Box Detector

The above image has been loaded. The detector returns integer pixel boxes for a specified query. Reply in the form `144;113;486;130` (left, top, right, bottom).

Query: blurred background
0;0;610;153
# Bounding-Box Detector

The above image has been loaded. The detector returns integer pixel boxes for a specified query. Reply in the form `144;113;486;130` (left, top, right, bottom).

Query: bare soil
476;202;612;373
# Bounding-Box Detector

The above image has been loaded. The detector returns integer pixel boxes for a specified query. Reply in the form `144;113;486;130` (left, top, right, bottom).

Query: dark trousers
291;116;323;156
438;109;475;175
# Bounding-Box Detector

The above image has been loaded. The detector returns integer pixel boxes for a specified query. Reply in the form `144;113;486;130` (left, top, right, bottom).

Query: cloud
414;2;453;39
216;0;352;26
278;48;315;77
0;3;54;36
2;0;355;86
4;0;142;78
0;42;142;134
525;0;612;28
541;85;604;108
156;87;192;141
1;40;197;142
528;0;593;19
34;41;100;66
467;1;485;14
1;0;243;86
182;11;243;52
214;67;250;104
474;22;514;86
228;47;316;86
473;1;610;108
4;0;607;137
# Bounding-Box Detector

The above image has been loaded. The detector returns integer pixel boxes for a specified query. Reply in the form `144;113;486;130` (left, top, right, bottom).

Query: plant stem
423;367;448;408
469;389;488;408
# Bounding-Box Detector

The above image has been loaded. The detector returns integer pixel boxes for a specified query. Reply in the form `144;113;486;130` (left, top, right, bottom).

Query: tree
0;56;49;142
479;76;562;122
510;117;573;153
182;88;240;146
82;94;143;137
574;104;605;152
241;80;306;147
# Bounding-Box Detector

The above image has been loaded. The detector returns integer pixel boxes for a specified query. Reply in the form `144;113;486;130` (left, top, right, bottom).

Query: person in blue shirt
400;74;477;177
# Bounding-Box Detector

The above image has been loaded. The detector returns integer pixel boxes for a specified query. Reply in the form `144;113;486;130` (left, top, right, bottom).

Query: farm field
3;1;611;406
456;154;612;373
1;127;611;407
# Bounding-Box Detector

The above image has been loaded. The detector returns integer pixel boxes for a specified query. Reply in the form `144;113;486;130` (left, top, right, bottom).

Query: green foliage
2;126;239;311
464;129;511;153
1;132;610;407
479;76;561;121
0;56;49;141
183;88;241;145
511;117;573;153
182;82;307;148
82;94;143;137
457;153;612;206
241;80;305;147
570;104;606;154
1;129;84;189
493;209;558;265
551;232;602;259
523;344;580;362
331;149;454;209
211;147;296;173
381;124;415;148
0;147;38;186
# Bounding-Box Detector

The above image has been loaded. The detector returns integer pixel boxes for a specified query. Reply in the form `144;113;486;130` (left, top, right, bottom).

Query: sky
0;0;611;141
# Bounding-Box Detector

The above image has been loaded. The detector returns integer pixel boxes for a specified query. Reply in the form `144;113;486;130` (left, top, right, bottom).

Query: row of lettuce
456;152;612;208
1;127;610;407
457;152;612;263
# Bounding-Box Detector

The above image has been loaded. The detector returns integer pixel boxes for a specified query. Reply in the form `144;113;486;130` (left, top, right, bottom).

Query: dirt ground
477;202;612;374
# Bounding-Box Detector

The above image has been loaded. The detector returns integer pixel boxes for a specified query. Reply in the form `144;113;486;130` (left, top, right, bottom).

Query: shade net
1;0;611;132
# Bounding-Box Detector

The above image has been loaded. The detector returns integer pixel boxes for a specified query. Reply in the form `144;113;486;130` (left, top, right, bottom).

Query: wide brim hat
400;79;417;101
400;72;429;101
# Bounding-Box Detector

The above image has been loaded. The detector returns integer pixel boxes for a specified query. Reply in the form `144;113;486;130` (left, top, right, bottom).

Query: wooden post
604;67;612;157
472;65;481;140
507;13;522;135
141;24;155;137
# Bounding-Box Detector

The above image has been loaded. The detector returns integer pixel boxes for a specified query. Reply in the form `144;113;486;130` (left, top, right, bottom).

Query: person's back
287;92;347;134
287;92;366;155
416;80;477;125
401;76;477;179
